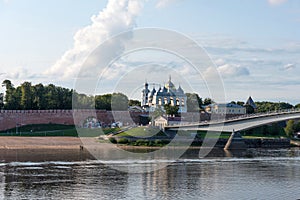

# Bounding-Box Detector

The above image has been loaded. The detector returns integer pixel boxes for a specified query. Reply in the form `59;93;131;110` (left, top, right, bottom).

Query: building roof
245;96;257;109
207;103;244;108
150;87;156;97
154;115;182;122
165;75;176;91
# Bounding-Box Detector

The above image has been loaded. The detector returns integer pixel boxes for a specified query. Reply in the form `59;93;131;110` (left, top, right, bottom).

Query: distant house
245;96;257;110
205;103;246;115
154;116;182;130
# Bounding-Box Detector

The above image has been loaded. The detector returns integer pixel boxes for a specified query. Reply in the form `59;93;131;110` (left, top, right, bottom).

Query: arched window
176;98;180;106
170;97;174;106
164;97;168;105
181;98;185;106
158;98;162;105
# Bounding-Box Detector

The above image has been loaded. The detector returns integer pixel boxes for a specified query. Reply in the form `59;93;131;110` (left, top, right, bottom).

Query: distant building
141;76;187;113
154;115;182;130
245;96;257;110
205;103;246;115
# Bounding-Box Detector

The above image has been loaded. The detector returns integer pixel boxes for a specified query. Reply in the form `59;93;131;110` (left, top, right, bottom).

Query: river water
0;148;299;200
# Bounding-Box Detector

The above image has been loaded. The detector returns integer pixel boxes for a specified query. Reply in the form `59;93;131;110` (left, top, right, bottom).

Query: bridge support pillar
224;130;247;150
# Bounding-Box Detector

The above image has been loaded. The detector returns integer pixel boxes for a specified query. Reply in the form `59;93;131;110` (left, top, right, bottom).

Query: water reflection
0;148;299;199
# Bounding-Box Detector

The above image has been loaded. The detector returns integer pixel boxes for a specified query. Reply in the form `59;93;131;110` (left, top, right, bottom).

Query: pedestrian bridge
165;109;300;132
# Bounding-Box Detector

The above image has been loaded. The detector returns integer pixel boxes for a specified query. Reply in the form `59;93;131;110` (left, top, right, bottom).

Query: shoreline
0;136;297;150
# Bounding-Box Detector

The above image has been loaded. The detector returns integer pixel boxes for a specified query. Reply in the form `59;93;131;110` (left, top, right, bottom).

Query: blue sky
0;0;300;104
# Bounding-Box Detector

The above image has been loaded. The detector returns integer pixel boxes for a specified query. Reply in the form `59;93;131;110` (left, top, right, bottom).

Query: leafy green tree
0;93;4;109
32;83;46;109
2;79;17;109
285;120;295;138
186;93;203;112
295;104;300;109
20;82;33;109
95;94;112;110
164;103;179;116
203;98;213;106
111;93;129;111
73;92;94;109
128;99;141;107
237;101;245;106
256;101;294;113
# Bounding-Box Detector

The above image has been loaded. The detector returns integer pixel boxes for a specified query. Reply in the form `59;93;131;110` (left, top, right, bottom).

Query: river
0;148;299;199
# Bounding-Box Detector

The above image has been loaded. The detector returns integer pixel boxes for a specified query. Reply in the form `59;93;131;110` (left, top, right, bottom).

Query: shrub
154;139;163;146
109;137;117;144
117;138;129;144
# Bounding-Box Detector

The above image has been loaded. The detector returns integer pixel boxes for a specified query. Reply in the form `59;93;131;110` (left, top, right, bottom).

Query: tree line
0;80;131;110
1;80;299;112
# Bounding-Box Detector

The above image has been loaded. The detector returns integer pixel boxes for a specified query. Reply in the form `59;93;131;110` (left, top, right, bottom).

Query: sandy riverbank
0;137;83;149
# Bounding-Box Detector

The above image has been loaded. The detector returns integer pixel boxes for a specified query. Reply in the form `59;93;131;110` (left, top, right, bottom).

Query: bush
117;138;129;144
154;139;163;146
136;139;149;146
109;137;117;144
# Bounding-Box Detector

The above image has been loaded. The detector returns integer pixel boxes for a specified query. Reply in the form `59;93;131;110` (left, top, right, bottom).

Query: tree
111;93;129;111
20;82;33;109
128;99;141;107
186;93;203;112
237;101;245;106
164;103;179;116
203;98;213;106
285;120;295;138
2;79;18;109
0;93;4;109
32;83;46;109
256;101;294;113
295;104;300;109
95;94;112;110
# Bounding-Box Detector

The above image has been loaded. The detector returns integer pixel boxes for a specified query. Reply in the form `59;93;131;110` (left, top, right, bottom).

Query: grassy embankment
0;124;119;137
110;123;289;147
110;127;232;147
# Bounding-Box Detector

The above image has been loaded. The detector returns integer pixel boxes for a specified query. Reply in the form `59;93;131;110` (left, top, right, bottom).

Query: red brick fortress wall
0;110;144;131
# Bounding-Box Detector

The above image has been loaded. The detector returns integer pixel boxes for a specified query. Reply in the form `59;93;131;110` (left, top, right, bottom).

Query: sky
0;0;300;104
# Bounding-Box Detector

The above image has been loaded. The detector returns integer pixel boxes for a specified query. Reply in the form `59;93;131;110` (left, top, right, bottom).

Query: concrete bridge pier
224;130;247;150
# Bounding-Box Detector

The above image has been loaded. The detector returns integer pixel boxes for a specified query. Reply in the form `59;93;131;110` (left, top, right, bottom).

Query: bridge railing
166;108;300;128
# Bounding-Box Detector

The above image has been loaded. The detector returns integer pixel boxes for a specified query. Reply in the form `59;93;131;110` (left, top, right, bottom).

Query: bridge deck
166;110;300;132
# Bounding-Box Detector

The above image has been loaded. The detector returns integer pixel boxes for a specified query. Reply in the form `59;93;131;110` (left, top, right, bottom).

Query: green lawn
0;124;120;137
116;127;167;137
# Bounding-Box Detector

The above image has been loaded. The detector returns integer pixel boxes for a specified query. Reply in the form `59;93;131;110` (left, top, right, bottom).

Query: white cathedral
141;76;187;113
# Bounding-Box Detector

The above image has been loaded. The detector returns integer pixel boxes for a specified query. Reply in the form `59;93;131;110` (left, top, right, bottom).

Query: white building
205;103;246;115
154;116;182;130
141;76;187;113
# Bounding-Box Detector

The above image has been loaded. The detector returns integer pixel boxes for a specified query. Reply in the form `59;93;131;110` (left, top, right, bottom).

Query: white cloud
283;63;296;70
3;67;40;80
214;58;226;66
268;0;288;5
156;0;180;8
217;64;250;78
45;0;145;79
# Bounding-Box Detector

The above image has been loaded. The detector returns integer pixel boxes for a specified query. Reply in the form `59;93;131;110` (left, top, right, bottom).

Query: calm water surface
0;148;299;200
